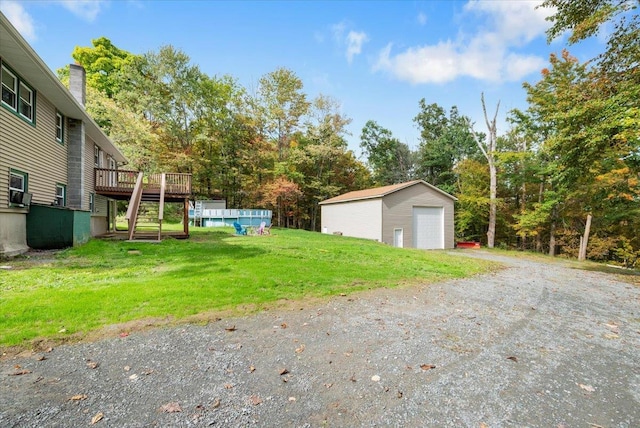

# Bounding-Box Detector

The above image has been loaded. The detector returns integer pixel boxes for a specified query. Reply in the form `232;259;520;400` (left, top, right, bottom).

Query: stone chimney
69;63;86;106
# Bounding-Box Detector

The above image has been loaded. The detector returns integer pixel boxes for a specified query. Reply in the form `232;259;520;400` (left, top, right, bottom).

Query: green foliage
0;229;497;347
413;101;480;194
360;120;415;185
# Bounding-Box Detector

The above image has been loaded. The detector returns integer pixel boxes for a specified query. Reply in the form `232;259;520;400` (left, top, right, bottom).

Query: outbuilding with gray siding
319;180;457;249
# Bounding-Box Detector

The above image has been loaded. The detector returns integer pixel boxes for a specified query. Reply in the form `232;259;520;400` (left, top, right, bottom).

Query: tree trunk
468;93;500;249
536;180;544;252
548;206;557;256
487;158;497;248
578;214;592;261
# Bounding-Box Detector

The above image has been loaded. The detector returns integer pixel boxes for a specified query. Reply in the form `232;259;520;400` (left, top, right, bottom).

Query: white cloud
374;1;555;84
346;31;369;63
1;0;37;41
55;0;106;22
331;21;347;42
417;12;427;26
331;21;369;63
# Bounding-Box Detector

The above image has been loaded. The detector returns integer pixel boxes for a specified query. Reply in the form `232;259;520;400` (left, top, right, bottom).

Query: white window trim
19;81;33;121
55;184;66;206
9;169;28;206
56;112;64;143
1;64;17;111
9;171;25;193
94;145;101;167
89;192;95;213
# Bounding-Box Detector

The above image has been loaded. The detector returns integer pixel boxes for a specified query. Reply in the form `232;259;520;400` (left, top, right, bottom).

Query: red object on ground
456;241;481;249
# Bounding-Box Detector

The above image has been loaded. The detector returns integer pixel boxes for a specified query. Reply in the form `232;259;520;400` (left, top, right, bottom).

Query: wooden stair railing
158;173;166;241
125;172;144;240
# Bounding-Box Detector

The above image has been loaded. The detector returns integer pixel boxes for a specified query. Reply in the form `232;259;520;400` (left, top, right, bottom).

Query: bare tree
468;93;500;248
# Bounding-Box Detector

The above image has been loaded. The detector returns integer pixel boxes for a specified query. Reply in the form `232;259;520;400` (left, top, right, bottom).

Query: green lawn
0;227;498;348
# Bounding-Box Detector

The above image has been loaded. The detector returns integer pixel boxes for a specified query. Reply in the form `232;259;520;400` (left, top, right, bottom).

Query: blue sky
2;0;602;156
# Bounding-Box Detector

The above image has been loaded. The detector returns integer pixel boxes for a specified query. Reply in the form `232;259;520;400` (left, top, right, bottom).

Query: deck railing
95;169;191;195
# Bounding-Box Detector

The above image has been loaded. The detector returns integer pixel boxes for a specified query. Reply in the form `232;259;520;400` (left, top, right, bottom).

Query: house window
56;112;64;143
19;82;33;120
94;145;101;167
1;62;36;124
89;192;95;213
55;184;66;206
1;64;17;110
9;169;28;206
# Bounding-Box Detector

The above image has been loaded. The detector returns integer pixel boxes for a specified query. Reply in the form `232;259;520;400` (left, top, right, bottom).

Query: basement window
9;169;29;206
55;183;66;206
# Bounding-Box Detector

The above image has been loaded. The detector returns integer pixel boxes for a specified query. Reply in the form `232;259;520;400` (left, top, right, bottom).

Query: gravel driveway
1;251;639;427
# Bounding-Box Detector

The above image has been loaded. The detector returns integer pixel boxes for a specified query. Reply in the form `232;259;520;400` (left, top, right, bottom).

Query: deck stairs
125;172;166;241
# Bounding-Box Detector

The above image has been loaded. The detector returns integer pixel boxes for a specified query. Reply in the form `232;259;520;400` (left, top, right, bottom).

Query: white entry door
413;207;444;249
393;228;403;248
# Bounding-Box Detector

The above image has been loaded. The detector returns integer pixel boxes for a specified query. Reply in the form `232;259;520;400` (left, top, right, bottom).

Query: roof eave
0;13;127;164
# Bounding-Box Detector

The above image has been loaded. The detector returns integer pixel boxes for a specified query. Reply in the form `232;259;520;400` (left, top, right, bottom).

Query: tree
541;0;639;75
360;120;415;185
255;68;310;160
293;95;354;230
413;100;479;194
467;94;500;249
515;48;639;260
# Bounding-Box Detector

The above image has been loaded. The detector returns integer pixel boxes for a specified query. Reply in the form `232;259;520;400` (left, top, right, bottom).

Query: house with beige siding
1;13;192;257
319;180;457;249
0;13;128;256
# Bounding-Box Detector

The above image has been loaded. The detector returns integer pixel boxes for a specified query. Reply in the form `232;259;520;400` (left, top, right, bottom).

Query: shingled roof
319;180;456;205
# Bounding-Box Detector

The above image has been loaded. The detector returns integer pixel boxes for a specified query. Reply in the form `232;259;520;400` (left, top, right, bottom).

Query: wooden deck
95;169;191;201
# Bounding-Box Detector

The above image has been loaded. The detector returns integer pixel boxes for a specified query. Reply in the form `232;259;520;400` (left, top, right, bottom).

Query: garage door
413;207;444;249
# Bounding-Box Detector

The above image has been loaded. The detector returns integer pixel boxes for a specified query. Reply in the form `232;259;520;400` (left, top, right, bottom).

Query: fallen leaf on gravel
160;402;182;413
604;323;619;331
91;412;103;424
281;322;288;329
324;383;333;388
506;356;519;362
295;344;305;354
119;332;129;338
212;398;221;408
480;423;489;428
46;347;54;353
349;374;356;382
288;396;296;402
249;395;263;405
36;355;47;361
142;369;154;376
9;369;32;376
225;326;237;332
371;375;381;382
397;390;403;398
86;361;99;369
124;366;131;372
249;365;255;373
279;368;289;375
69;394;88;401
344;352;352;357
578;383;596;392
420;364;436;371
129;374;138;381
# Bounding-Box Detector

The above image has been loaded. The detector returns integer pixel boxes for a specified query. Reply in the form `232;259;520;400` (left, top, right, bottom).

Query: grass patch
0;227;497;348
